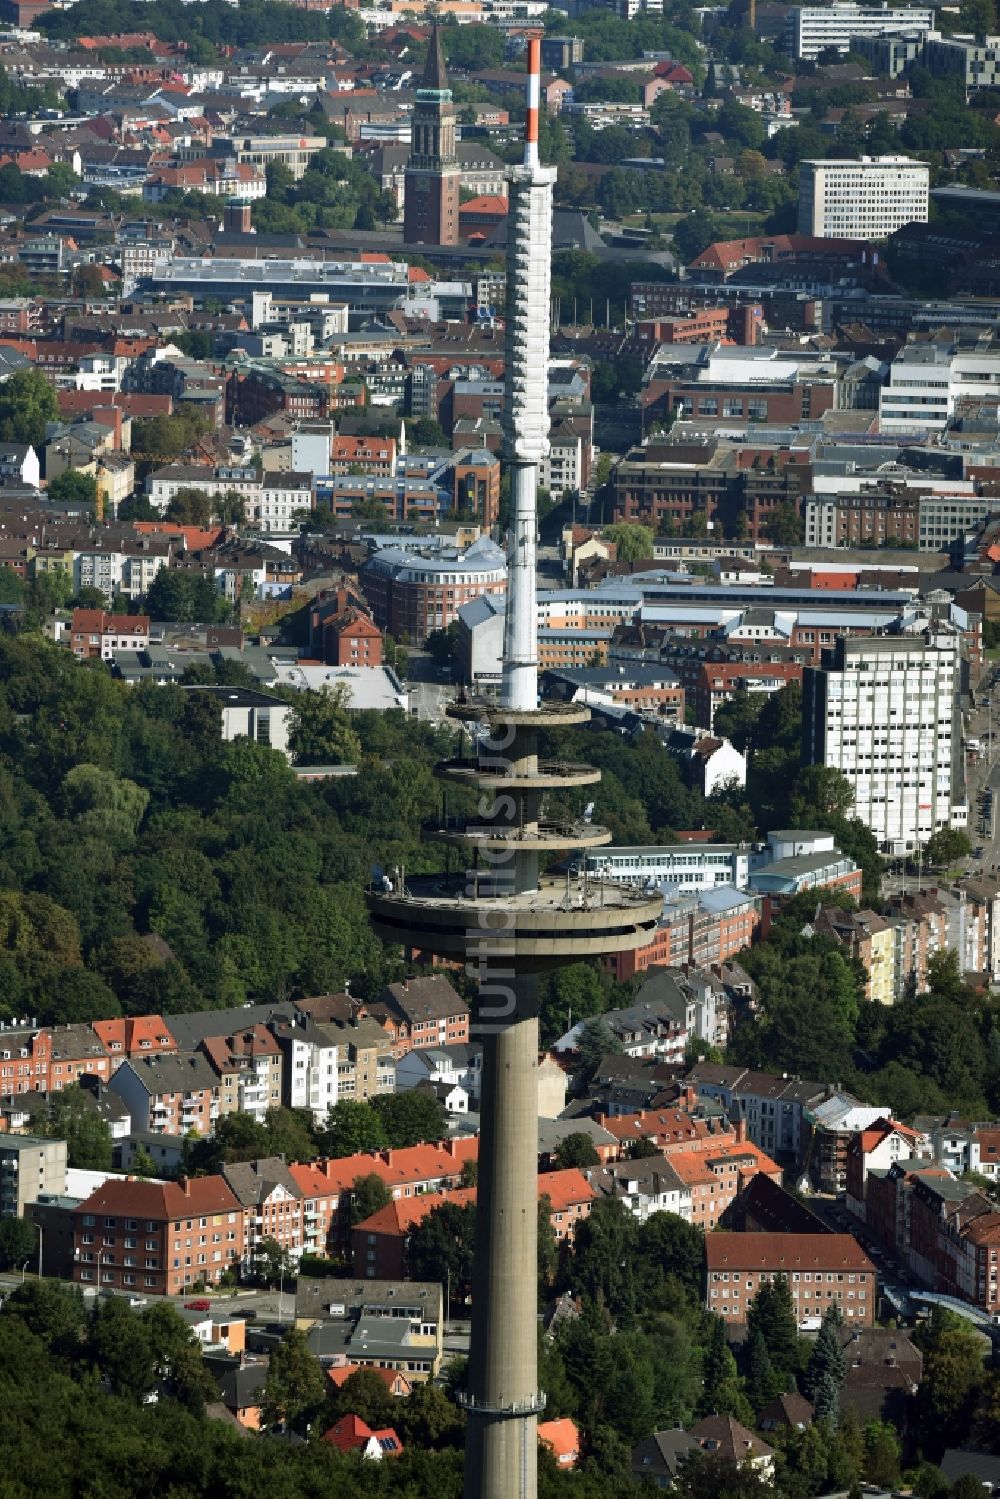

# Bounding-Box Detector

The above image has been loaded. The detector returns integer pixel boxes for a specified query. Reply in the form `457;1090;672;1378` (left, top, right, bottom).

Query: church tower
404;21;461;246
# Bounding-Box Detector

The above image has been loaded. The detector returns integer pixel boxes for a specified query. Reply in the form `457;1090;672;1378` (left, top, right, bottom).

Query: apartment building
611;627;810;730
0;1136;67;1218
107;1052;220;1136
268;1013;342;1124
293;1138;479;1255
71;1175;245;1296
845;1117;930;1218
146;463;313;532
687;1063;831;1163
908;1174;1000;1312
788;4;932;60
803;629;965;852
69;607;150;661
706;1233;877;1327
200;1025;283;1124
924;32;1000;91
585;1155;691;1226
91;1016;177;1064
351;1169;595;1278
606;886;760;982
797;156;929;239
366;977;471;1061
221;1157;305;1272
555;968;727;1061
808;906;896;1003
804;490;922;550
76;542;171;603
329;433;397;477
361;535;506;643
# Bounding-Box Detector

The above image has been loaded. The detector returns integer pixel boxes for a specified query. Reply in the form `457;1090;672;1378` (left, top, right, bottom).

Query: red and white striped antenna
524;37;540;169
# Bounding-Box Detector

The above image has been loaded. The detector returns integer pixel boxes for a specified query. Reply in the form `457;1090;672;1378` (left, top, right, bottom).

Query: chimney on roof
180;1176;191;1196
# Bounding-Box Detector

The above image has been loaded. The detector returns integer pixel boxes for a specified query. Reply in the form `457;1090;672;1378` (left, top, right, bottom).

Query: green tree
924;828;972;869
764;501;805;546
47;470;97;508
699;1314;753;1421
916;1310;987;1456
371;1089;447;1149
0;367;57;448
286;685;361;766
260;1327;326;1434
863;1420;902;1487
951;1477;991;1499
804;1303;846;1422
165;487;212;527
745;1326;782;1413
40;1086;112;1169
745;1275;800;1383
672;207;719;263
539;962;606;1045
320;1099;387;1159
576;1015;623;1079
327;1365;397;1429
140;1300;216;1412
349;1172;392;1225
675;1450;774;1497
251;1235;292;1287
0;1215;37;1271
553;1132;600;1169
604;522;654;564
407;1200;477;1307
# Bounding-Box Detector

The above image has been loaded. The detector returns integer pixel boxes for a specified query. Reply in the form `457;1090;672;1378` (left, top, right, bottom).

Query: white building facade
803;629;966;852
879;343;1000;434
797;155;929;239
788;3;933;58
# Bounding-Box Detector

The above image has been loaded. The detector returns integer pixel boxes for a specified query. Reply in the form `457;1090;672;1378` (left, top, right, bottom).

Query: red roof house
323;1414;403;1459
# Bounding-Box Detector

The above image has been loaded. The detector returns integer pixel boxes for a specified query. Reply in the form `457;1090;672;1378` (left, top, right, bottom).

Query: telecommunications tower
367;40;662;1499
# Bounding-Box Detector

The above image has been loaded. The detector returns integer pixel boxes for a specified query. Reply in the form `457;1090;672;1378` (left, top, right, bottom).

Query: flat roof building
798;155;929;241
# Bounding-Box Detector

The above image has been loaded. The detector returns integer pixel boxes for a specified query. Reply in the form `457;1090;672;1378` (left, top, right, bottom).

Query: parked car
127;1295;147;1309
184;1299;211;1312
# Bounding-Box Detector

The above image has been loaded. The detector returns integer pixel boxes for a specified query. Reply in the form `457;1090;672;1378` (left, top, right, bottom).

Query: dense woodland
0;635;774;1025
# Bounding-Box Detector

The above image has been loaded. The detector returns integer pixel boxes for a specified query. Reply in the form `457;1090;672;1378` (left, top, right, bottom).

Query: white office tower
788;2;933;59
500;46;556;714
797;155;929;239
803;629;966;853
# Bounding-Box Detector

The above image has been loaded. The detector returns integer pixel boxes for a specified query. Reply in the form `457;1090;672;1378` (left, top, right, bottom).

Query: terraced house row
0;975;470;1131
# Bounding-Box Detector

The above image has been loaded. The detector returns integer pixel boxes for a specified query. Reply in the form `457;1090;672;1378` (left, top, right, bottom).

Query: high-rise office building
788;2;933;59
803;629;967;853
797;155;929;239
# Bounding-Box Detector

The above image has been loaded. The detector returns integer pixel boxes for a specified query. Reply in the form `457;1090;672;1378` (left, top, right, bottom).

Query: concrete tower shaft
366;38;662;1499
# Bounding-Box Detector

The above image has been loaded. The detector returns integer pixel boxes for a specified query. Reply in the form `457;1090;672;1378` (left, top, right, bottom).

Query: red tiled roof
73;1175;241;1221
326;1364;410;1393
324;1414;403;1455
538;1417;580;1465
287;1137;478;1199
459;195;509;215
706;1232;874;1272
92;1016;176;1054
355;1168;595;1236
